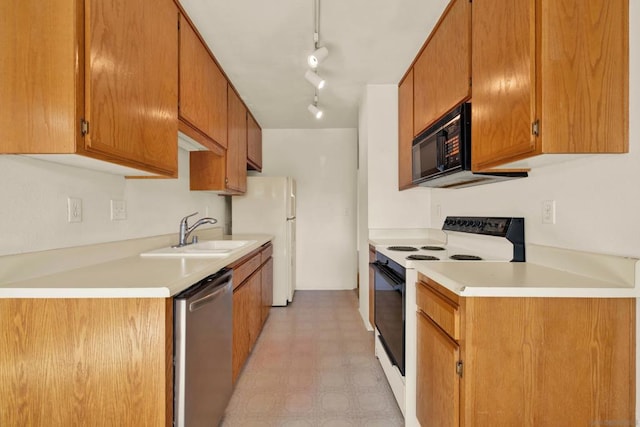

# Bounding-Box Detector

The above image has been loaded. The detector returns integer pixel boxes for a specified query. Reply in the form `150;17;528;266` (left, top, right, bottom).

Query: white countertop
0;233;273;298
413;262;638;298
370;233;639;298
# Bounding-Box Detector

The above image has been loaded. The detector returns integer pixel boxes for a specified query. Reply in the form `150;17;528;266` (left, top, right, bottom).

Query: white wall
258;128;358;291
357;85;432;327
366;85;431;229
0;149;226;256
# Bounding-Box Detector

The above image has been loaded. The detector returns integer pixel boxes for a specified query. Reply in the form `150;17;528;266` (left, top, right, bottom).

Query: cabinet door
232;283;251;383
226;88;248;193
413;0;471;136
537;0;628;156
247;272;262;351
471;0;536;171
85;0;178;175
417;311;460;427
398;70;414;190
179;15;228;150
0;0;80;154
247;112;262;171
261;257;273;325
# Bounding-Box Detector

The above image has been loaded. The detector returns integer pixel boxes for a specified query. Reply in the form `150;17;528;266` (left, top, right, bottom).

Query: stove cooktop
377;216;525;267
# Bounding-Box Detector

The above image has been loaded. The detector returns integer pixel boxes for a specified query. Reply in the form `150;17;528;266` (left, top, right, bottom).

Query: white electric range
372;216;525;424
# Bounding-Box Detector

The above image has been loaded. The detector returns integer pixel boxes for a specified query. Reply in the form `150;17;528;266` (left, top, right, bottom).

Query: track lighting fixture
308;95;323;119
307;46;329;68
304;70;326;90
305;0;326;119
308;104;323;119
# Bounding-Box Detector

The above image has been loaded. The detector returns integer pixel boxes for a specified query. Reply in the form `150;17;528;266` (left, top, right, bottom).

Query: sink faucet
176;212;218;247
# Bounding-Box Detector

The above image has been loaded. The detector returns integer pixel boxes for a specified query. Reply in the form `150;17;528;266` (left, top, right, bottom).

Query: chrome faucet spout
176;212;218;247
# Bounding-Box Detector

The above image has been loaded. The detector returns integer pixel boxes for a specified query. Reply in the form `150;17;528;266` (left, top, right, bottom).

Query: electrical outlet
542;200;556;224
110;199;127;221
68;197;82;223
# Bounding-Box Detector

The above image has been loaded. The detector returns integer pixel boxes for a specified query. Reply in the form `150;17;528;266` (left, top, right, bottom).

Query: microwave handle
436;130;447;171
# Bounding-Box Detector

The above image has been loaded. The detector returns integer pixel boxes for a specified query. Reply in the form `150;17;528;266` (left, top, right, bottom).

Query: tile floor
221;290;404;427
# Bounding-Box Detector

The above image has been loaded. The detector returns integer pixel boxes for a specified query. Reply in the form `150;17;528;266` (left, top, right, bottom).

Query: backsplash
0;149;226;256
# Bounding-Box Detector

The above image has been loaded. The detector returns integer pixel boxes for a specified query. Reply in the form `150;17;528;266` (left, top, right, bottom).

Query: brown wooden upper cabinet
398;70;414;190
471;0;629;171
178;14;227;155
247;112;263;172
190;85;248;194
413;0;471;136
397;0;470;190
0;0;179;177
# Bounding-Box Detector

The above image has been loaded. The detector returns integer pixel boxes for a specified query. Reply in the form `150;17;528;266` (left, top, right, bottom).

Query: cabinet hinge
225;177;229;184
80;119;89;136
456;360;464;377
469;77;472;88
532;120;540;137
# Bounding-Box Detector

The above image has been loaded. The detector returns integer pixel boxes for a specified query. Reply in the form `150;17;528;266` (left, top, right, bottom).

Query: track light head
308;103;323;119
307;46;329;68
304;70;326;90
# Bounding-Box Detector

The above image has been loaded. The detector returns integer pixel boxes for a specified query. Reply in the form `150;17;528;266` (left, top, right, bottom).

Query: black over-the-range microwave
411;103;527;189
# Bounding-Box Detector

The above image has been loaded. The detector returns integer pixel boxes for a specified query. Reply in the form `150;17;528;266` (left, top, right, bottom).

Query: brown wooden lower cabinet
232;279;251;382
0;298;173;427
416;273;635;427
231;242;273;383
261;257;274;325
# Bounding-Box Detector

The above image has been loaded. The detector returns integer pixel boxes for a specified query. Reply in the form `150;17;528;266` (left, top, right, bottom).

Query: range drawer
416;274;460;340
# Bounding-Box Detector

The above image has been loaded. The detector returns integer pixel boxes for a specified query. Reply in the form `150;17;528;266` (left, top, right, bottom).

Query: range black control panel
442;216;526;262
442;216;518;236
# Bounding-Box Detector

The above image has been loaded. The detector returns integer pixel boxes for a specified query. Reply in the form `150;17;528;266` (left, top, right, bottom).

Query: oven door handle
370;261;405;288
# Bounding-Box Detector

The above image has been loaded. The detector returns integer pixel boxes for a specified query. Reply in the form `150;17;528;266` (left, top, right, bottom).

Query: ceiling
179;0;449;129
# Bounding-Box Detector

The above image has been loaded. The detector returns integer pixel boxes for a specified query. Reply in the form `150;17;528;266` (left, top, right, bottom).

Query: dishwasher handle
190;282;230;312
175;268;233;303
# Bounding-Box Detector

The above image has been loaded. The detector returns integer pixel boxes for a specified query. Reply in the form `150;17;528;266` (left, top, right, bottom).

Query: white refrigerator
232;177;296;306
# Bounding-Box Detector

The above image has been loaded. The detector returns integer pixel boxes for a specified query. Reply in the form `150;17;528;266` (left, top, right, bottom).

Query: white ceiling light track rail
306;0;328;119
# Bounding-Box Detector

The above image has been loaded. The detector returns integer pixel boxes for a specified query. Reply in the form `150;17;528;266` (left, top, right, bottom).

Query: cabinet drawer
416;279;459;340
232;252;261;290
260;243;273;264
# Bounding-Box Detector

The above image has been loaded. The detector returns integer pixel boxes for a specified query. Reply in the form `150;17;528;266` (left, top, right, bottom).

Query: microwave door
413;130;441;180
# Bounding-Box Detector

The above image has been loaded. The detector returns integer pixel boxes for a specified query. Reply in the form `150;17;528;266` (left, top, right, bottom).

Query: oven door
371;259;405;376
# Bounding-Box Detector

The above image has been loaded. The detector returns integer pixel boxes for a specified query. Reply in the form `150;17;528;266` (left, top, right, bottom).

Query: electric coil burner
449;254;483;261
387;246;419;252
421;246;445;251
406;255;440;261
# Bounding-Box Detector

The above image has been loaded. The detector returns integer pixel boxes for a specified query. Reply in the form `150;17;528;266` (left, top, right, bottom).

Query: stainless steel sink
140;240;256;258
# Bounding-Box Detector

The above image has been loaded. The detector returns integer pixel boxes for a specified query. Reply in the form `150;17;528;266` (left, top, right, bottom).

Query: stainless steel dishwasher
174;268;233;427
